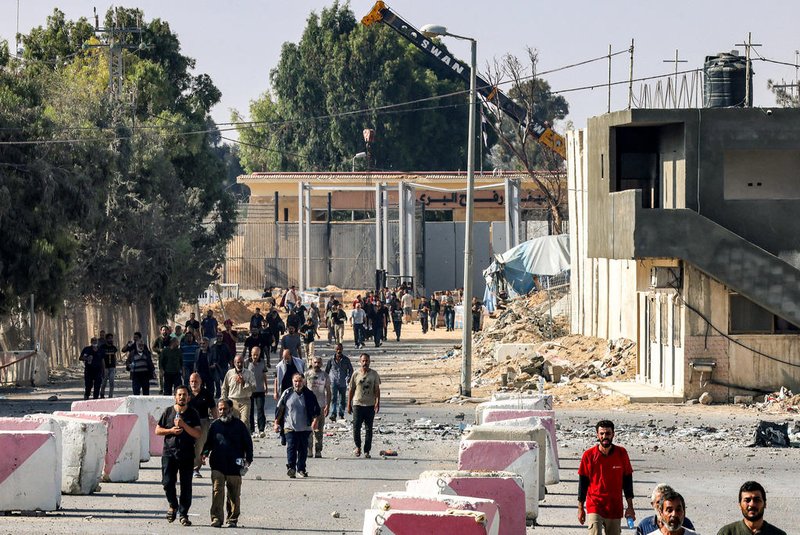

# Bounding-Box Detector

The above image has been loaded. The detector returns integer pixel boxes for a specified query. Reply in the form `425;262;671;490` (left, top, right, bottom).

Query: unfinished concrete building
568;108;800;401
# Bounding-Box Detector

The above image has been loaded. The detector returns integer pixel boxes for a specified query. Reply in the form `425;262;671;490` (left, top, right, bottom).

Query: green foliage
0;7;236;321
237;1;471;173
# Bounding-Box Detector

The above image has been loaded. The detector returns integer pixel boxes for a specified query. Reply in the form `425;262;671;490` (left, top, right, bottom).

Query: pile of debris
464;292;636;394
753;387;800;413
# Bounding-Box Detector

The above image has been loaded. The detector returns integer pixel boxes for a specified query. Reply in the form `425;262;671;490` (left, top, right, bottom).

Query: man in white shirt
400;290;413;324
284;285;299;312
350;302;367;349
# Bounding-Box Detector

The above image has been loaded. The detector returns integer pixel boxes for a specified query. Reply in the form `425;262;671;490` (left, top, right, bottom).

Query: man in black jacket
202;399;253;528
273;373;320;478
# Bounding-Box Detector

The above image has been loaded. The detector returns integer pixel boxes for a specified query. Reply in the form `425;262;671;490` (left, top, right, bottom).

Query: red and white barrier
458;440;539;521
0;431;60;511
463;424;547;499
475;396;552;424
482;409;560;483
371;491;499;535
406;470;526;535
362;509;490;535
491;392;553;409
72;395;173;460
28;413;106;494
54;411;139;482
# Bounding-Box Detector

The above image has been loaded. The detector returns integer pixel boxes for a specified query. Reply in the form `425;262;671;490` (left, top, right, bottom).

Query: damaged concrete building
568;108;800;401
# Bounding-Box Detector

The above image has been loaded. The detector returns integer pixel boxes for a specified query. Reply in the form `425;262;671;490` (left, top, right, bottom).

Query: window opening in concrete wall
729;293;800;334
283;208;289;222
612;126;661;208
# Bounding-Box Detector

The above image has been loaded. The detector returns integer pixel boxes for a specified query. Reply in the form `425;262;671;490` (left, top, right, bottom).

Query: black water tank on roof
704;51;752;108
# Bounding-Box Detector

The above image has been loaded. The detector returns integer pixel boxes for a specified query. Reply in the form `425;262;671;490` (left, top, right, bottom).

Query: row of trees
236;2;569;228
0;8;237;320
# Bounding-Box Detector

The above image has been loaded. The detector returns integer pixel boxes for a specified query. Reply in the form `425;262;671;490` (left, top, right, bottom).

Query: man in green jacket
161;337;184;395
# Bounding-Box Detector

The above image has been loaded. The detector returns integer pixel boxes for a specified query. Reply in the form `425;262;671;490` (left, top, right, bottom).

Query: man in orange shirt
578;420;635;535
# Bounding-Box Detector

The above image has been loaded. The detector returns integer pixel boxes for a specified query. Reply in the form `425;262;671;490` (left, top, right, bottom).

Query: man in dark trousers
369;301;389;347
578;419;635;534
202;399;253;528
274;373;320;478
347;353;381;458
155;385;202;526
79;337;104;400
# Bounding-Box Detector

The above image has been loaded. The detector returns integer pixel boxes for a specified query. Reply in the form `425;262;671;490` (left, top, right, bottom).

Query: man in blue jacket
273;373;320;478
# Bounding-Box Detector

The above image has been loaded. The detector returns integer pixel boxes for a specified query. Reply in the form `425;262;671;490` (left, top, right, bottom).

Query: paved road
1;338;798;534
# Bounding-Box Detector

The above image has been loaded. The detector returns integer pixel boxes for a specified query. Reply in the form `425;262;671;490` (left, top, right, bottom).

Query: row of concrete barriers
361;393;560;534
0;395;175;512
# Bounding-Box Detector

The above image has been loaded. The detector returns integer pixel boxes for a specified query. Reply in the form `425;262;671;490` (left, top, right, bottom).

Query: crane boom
362;1;565;159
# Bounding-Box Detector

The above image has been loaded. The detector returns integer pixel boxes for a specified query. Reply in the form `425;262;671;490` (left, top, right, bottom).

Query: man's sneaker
259;431;266;438
193;469;202;478
364;452;371;459
329;415;336;422
314;452;322;458
179;516;192;526
298;470;309;478
226;520;238;528
211;519;222;528
287;468;296;478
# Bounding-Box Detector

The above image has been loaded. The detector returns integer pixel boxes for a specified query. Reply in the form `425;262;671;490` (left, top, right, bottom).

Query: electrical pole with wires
735;33;761;107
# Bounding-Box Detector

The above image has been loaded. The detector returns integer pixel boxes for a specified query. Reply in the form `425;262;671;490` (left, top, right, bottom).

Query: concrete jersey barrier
28;413;106;495
481;408;560;482
54;411;140;483
406;470;526;535
362;509;490;535
72;395;174;459
371;491;499;535
457;439;539;521
463;424;548;497
0;431;60;512
475;396;553;424
0;416;63;491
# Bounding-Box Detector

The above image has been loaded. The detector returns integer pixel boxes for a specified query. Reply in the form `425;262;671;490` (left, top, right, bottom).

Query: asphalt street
1;338;798;534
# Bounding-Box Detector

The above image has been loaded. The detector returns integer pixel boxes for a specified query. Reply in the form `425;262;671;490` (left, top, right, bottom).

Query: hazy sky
3;1;799;137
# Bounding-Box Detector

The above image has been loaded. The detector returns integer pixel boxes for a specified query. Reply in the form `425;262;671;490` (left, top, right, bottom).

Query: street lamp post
421;24;477;397
352;151;367;172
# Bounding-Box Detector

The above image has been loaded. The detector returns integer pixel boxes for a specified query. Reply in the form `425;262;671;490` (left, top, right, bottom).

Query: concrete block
54;411;139;482
407;470;526;535
0;417;63;493
493;343;538;363
491;392;553;409
476;416;559;485
27;414;106;494
0;431;60;511
72;395;173;459
463;424;548;498
458;439;539;520
482;409;560;483
363;509;490;535
371;491;499;535
476;397;553;424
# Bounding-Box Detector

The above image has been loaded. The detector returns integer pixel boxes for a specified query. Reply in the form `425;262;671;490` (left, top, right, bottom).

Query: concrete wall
567;129;638;342
586;108;800;267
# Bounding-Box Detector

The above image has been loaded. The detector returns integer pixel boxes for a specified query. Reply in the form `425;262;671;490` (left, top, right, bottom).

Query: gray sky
3;1;799;137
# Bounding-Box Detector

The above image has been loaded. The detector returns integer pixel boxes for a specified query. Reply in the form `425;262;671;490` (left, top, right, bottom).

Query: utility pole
735;33;761;107
628;39;635;109
86;8;145;104
662;50;687;108
607;44;612;113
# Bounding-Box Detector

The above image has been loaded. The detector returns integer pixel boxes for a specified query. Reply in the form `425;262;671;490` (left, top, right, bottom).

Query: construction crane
362;1;566;160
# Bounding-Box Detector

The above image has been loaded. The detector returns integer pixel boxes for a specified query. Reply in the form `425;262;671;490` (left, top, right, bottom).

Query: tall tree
485;48;569;232
236;2;472;173
1;7;237;320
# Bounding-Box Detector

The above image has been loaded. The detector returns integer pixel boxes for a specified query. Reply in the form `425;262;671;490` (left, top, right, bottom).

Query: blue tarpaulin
483;235;570;301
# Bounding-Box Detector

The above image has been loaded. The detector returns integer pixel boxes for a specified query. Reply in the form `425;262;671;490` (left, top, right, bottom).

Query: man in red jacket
578;420;635;534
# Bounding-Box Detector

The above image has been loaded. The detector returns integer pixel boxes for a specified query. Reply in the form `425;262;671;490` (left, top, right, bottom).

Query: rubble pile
464;293;636;395
753;387;800;413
